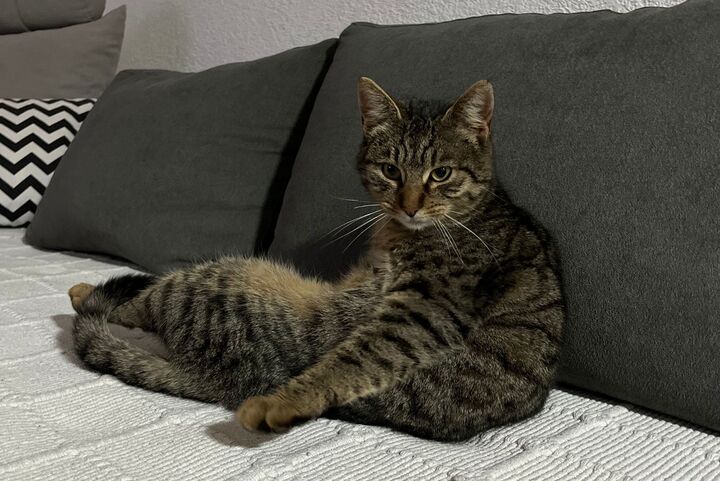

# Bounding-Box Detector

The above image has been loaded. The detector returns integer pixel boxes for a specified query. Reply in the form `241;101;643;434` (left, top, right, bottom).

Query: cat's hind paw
69;283;95;312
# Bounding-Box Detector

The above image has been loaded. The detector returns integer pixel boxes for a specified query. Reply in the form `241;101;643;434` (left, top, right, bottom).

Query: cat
69;77;565;442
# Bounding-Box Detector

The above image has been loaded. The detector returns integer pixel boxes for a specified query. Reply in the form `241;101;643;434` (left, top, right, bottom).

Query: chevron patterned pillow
0;99;95;226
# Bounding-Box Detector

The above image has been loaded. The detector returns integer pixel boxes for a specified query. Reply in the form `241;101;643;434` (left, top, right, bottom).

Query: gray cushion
269;0;720;431
0;7;125;98
26;39;338;273
0;0;106;33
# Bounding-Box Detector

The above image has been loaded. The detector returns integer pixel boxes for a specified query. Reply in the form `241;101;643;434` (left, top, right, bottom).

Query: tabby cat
70;78;564;441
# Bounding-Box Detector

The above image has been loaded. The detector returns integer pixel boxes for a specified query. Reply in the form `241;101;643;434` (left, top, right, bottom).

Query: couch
1;0;718;479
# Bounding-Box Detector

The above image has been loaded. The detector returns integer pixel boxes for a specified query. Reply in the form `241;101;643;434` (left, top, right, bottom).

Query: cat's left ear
442;80;494;144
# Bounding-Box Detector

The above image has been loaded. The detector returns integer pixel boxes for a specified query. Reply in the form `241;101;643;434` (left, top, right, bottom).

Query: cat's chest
371;232;484;291
366;249;392;291
368;239;436;289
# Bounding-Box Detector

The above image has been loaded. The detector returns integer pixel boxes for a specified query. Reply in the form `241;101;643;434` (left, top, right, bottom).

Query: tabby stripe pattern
0;99;95;226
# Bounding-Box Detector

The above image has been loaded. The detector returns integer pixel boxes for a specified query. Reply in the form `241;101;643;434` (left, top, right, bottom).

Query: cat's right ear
358;77;402;136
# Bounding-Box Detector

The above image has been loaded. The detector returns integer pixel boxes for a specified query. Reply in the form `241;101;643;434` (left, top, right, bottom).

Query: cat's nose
399;186;424;218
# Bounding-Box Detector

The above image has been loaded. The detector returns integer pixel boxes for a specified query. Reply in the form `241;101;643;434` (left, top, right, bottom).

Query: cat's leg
236;290;468;432
91;258;358;408
330;264;563;441
73;274;224;404
69;273;157;329
69;283;95;311
73;258;367;409
326;353;548;441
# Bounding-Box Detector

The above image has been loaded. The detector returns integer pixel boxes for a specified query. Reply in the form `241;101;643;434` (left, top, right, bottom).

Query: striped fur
71;79;564;441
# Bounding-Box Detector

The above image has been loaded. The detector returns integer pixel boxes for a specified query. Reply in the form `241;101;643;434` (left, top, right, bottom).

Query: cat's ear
442;80;494;143
358;77;402;136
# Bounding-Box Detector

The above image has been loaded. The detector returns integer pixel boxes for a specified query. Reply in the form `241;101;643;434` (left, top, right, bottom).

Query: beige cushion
0;7;125;98
0;0;106;34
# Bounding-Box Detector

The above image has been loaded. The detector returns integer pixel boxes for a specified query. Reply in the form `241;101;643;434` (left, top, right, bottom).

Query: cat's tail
72;279;218;403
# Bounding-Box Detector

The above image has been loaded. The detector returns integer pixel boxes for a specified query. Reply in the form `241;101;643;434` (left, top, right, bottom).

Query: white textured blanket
1;228;718;480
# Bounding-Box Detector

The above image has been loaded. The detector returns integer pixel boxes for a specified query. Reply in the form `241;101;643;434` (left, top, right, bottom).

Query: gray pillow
0;0;106;33
0;7;125;98
269;0;720;431
26;39;338;273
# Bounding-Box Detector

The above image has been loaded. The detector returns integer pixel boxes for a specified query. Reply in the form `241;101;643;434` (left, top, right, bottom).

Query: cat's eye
381;163;402;181
430;166;452;182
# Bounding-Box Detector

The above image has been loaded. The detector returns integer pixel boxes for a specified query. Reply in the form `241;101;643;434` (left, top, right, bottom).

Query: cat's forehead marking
396;123;439;169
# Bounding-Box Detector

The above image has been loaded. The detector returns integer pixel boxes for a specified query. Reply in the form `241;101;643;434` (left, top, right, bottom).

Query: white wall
106;0;683;72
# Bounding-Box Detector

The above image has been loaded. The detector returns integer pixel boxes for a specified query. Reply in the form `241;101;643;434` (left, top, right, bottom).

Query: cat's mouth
395;214;433;231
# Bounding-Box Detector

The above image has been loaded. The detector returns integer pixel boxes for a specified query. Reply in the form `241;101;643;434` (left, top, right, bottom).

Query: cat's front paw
236;394;318;433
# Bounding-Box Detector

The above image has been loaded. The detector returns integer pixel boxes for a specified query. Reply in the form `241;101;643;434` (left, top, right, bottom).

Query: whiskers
333;196;384;211
444;213;501;268
324;210;384;239
324;197;389;252
330;196;367;204
326;196;501;267
477;185;506;203
342;212;389;252
433;219;464;265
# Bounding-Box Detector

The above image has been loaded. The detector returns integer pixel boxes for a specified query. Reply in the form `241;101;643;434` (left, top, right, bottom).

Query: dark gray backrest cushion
0;0;106;33
0;7;125;98
269;0;720;431
26;39;338;273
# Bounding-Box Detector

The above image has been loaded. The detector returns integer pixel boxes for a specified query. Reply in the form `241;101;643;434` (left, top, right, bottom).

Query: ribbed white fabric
1;228;718;480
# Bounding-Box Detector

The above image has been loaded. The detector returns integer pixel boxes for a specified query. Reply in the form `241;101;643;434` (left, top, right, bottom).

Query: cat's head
357;77;494;231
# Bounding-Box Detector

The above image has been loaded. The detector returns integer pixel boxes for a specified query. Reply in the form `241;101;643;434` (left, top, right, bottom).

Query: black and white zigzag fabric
0;98;95;226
